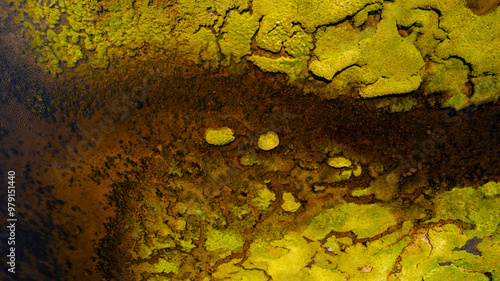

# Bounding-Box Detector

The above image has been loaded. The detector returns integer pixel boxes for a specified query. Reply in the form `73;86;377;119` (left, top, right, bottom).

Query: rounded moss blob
258;131;280;151
327;156;352;168
281;192;301;212
205;127;235;146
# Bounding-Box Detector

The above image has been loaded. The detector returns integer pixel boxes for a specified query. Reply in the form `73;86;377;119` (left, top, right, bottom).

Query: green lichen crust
309;4;425;99
204;127;235;146
394;182;500;280
9;0;500;108
219;11;260;66
427;182;500;238
251;184;276;210
204;227;244;252
303;201;397;240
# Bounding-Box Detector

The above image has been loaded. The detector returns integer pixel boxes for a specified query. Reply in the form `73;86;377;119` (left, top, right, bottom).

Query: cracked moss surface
303;201;400;240
8;0;500;109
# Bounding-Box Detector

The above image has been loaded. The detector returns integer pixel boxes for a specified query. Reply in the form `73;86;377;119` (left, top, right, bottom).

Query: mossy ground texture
7;0;500;109
95;127;500;280
5;0;499;280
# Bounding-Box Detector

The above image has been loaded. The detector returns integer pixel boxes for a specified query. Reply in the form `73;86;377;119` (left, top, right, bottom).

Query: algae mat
6;0;500;108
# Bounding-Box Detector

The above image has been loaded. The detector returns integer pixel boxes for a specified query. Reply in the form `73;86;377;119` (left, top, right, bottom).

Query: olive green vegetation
303;201;398;240
280;192;301;212
9;0;500;109
396;182;500;280
376;96;418;113
95;134;499;280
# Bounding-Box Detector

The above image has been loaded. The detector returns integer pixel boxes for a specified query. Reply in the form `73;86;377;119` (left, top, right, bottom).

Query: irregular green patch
204;227;244;252
99;139;500;280
251;184;276;210
396;224;498;280
252;0;380;33
283;27;314;58
129;258;180;279
249;55;309;83
428;182;500;238
395;182;500;280
303;201;397;240
313;221;413;280
353;3;382;28
243;232;321;281
281;192;301;212
219;11;260;66
308;2;426;98
353;164;363;177
308;21;364;82
424;265;489;281
434;0;500;76
427;58;470;110
142;258;179;274
176;28;220;69
470;75;500;105
356;2;425;98
213;258;269;281
351;170;400;202
256;21;293;53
